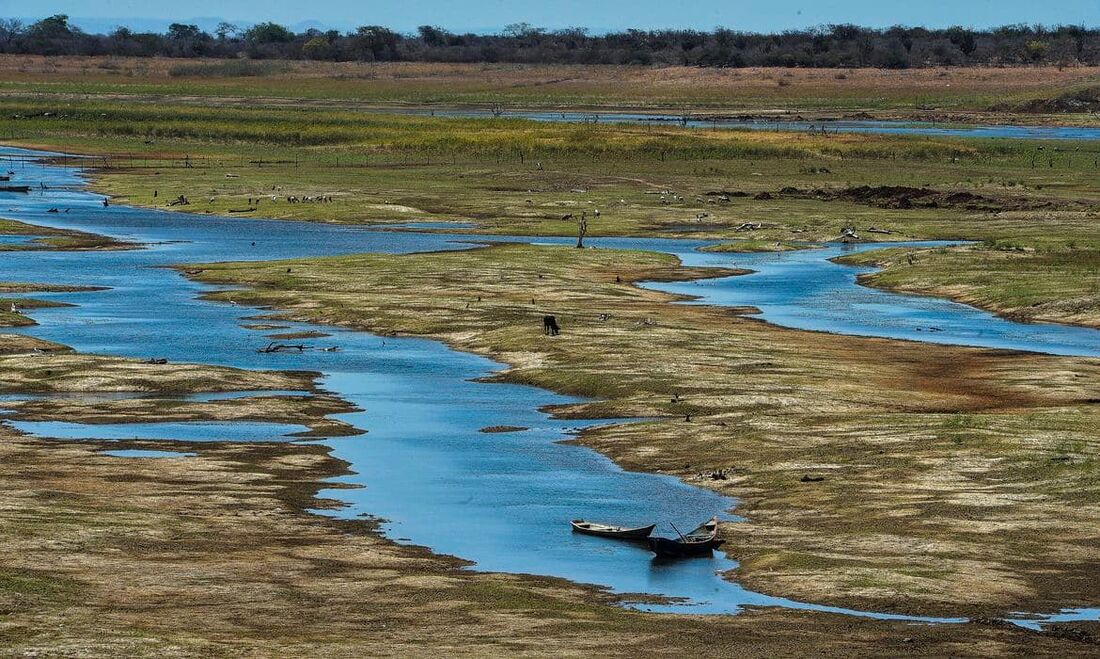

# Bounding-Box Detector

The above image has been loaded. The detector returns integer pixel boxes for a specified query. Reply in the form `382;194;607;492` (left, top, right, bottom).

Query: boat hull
647;517;723;557
571;521;656;540
647;535;722;558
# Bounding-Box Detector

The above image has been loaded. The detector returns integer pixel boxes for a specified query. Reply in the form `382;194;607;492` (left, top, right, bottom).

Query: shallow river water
405;109;1100;141
1;146;1097;627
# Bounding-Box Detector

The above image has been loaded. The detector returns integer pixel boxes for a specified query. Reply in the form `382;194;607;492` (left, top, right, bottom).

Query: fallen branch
257;342;309;354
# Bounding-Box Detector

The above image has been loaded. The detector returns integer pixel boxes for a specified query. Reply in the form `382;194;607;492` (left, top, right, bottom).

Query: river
401;109;1100;141
1;146;1097;628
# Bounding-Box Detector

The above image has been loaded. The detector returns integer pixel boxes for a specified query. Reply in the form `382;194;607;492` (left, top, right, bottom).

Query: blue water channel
406;109;1100;141
1;146;1097;626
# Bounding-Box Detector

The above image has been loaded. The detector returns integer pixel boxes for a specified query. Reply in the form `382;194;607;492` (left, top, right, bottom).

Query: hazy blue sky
7;0;1099;33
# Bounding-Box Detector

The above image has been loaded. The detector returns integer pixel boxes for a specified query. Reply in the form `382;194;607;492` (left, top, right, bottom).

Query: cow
543;315;560;336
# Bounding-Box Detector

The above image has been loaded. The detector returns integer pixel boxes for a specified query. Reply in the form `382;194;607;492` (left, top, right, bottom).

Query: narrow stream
397;109;1100;141
653;245;1100;357
2;146;1097;627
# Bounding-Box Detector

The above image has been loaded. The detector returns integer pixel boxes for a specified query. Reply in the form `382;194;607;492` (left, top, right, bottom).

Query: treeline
2;15;1099;67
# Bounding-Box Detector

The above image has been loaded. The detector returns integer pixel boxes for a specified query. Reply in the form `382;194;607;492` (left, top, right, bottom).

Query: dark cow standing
543;315;561;336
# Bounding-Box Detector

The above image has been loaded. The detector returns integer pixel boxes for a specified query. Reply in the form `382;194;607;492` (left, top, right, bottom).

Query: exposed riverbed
1;146;1097;628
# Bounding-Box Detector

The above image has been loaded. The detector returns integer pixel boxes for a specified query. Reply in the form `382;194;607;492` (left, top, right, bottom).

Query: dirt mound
1015;86;1100;114
773;185;1059;212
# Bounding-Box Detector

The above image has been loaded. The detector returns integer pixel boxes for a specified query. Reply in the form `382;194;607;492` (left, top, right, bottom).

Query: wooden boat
571;519;656;540
647;517;723;558
0;185;31;193
0;175;10;181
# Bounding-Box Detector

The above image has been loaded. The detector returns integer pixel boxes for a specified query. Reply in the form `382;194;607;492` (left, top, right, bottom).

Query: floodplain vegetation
0;60;1099;655
1;55;1100;116
4;83;1092;328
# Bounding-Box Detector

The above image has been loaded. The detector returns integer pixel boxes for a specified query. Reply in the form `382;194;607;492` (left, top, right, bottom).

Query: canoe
647;517;724;558
571;519;656;540
0;185;30;193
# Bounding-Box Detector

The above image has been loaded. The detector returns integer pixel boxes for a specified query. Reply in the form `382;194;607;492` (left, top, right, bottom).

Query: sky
5;0;1099;34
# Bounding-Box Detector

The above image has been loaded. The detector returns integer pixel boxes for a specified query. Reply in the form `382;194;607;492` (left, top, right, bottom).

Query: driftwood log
257;342;309;354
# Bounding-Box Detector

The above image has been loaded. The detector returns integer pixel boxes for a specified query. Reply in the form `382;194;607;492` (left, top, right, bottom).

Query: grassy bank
185;243;1100;619
0;297;72;327
0;283;108;332
701;239;811;252
0;218;134;251
836;244;1100;328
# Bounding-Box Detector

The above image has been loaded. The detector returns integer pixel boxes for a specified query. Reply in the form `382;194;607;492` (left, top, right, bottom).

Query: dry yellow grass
3;331;1087;656
188;243;1100;619
3;55;1098;115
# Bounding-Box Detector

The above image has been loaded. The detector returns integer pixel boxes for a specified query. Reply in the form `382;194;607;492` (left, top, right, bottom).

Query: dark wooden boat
648;517;723;558
0;185;31;193
571;520;656;540
0;175;10;181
